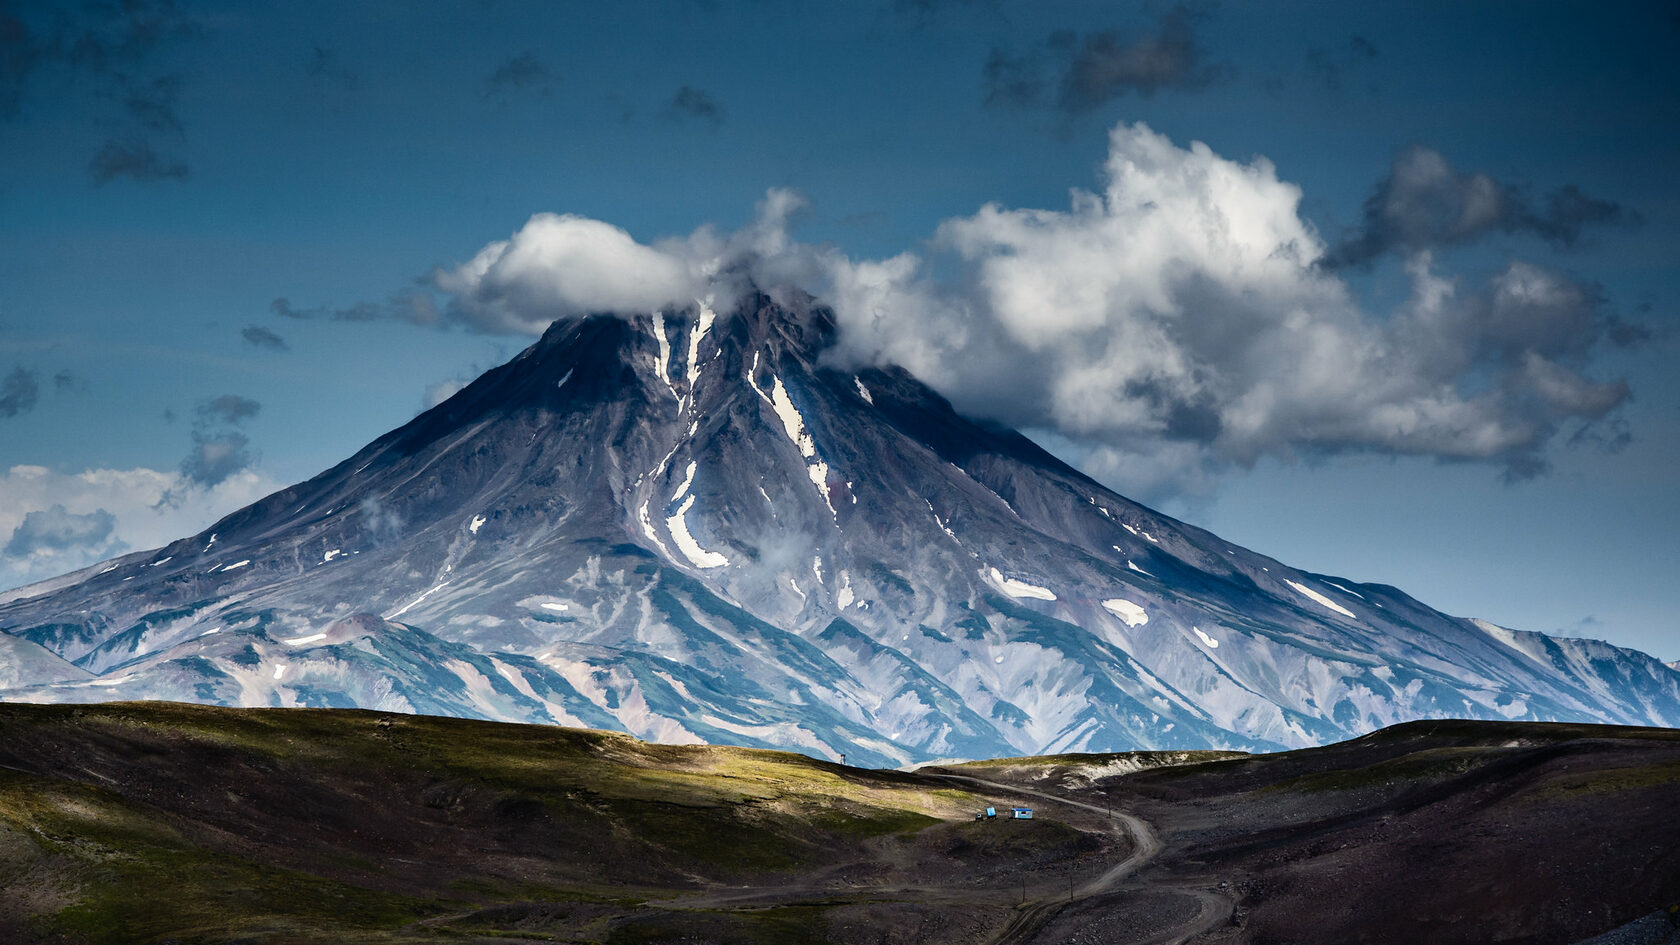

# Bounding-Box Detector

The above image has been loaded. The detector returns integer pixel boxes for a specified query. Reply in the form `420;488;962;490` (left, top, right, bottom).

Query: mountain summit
3;292;1677;765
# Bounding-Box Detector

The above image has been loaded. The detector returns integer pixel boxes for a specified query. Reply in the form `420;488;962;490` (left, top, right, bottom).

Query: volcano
3;292;1677;765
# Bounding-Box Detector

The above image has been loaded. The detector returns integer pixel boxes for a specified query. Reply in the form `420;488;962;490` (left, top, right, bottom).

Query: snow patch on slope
927;500;959;542
651;313;679;401
386;580;449;620
637;500;673;559
667;495;728;569
762;373;838;520
987;567;1056;601
686;300;715;391
770;376;816;457
1101;598;1149;627
672;460;698;503
1324;580;1364;600
1286;580;1358;619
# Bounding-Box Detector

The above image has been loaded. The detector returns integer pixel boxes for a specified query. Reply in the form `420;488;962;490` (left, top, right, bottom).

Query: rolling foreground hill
2;292;1679;762
0;702;1676;944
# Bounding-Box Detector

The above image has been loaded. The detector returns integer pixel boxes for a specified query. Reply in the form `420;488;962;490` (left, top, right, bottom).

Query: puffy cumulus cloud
1327;146;1638;267
429;124;1634;498
423;187;813;335
824;125;1630;489
434;212;725;333
0;463;279;592
4;504;123;561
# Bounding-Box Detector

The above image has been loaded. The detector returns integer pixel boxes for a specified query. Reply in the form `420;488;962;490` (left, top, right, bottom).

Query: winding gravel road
933;773;1231;945
637;770;1232;944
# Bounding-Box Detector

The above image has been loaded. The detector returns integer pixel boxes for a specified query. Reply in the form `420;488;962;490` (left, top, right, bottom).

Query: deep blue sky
1;1;1676;660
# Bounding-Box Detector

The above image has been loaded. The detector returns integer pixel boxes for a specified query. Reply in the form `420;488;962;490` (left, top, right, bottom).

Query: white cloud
0;464;280;592
429;122;1631;499
421;377;468;411
434;214;715;333
819;123;1629;491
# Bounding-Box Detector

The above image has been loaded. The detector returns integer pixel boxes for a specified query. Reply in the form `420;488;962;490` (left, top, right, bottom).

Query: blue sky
1;1;1676;660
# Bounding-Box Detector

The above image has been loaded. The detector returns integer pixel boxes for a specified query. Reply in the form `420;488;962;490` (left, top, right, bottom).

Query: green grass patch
1527;759;1680;801
0;771;452;944
1258;746;1496;795
0;701;995;938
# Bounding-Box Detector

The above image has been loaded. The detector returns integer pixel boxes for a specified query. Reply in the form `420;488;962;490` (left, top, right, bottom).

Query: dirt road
635;770;1229;944
933;773;1230;945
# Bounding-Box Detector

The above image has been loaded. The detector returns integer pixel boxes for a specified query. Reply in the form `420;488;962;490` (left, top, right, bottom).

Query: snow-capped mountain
4;292;1678;765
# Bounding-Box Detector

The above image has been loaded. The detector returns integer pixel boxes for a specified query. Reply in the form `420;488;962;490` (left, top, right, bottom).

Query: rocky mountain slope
2;292;1678;764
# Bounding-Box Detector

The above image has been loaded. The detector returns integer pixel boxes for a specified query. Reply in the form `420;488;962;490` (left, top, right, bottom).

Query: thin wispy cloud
1;0;200;180
1304;35;1378;93
240;325;288;350
88;137;186;184
119;72;184;134
663;84;725;127
305;45;357;90
270;293;436;325
0;0;40;118
984;6;1228;114
162;394;264;495
197;394;260;427
0;365;40;417
483;51;554;100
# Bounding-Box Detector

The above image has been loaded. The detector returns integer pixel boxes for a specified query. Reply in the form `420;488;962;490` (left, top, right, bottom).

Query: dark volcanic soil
1085;720;1680;945
1;705;1677;944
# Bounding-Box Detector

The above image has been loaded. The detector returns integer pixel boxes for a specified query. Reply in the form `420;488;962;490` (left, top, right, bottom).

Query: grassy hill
2;703;1677;944
0;702;1114;944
